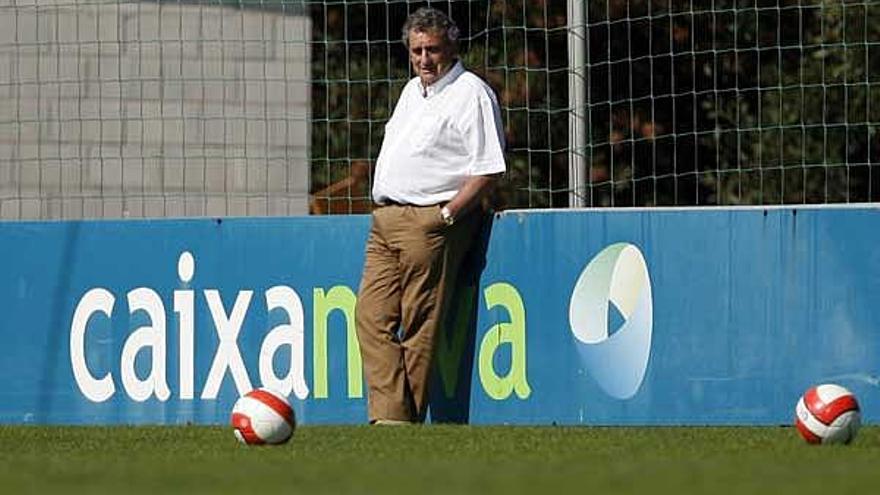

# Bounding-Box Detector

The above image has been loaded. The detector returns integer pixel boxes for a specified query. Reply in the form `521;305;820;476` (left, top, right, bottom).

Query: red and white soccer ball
795;383;860;445
231;387;296;445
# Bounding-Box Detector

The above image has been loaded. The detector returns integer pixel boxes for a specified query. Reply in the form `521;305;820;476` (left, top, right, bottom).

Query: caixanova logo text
69;251;533;404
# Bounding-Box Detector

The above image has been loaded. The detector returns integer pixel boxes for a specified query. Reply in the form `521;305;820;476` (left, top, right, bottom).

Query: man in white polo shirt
355;7;506;424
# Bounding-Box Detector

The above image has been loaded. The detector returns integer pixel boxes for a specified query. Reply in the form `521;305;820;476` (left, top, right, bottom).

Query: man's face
408;29;456;87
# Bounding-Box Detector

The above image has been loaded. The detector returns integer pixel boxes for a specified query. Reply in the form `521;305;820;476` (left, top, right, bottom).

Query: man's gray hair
401;7;460;47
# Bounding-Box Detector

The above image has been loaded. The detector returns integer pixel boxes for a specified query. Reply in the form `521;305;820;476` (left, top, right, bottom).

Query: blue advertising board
1;206;878;425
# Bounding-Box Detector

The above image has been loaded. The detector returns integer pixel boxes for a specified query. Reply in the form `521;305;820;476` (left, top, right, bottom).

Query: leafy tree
308;0;879;211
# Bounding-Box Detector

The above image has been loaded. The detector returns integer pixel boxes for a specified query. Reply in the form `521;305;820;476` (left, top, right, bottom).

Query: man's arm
444;172;502;220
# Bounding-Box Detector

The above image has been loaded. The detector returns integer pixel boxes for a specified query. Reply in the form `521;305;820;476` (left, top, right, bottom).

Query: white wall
0;0;310;219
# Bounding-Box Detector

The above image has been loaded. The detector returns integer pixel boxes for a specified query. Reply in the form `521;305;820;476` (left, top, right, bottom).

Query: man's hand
444;173;502;219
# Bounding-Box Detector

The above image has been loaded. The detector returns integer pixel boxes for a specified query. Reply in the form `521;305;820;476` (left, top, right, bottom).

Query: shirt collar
420;60;464;98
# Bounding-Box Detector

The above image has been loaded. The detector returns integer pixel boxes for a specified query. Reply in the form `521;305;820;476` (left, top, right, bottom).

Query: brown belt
377;201;446;208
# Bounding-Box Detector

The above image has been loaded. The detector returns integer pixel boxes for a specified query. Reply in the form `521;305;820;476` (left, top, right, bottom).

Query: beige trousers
355;203;480;423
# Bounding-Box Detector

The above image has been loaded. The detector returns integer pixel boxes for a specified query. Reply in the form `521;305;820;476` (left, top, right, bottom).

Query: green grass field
1;425;877;494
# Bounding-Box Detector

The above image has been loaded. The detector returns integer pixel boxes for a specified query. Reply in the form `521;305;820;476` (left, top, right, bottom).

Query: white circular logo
569;243;653;399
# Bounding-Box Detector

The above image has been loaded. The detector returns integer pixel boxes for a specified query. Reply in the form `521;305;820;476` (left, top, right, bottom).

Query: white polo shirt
372;61;506;205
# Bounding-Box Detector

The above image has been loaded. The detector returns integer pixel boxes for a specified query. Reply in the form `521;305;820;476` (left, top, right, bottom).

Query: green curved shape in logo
569;243;653;399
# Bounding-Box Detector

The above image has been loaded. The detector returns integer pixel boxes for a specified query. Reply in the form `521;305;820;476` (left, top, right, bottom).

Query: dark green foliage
309;1;879;209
